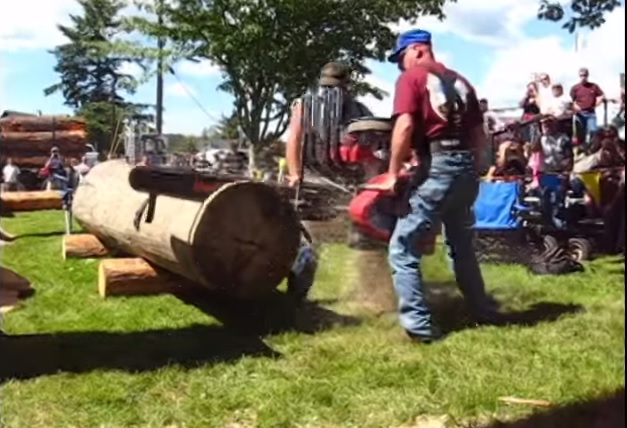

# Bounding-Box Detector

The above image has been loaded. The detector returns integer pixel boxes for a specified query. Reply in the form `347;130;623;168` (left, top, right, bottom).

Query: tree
210;113;241;141
167;134;200;153
45;0;141;109
120;0;449;146
538;0;621;32
78;101;154;154
45;0;153;154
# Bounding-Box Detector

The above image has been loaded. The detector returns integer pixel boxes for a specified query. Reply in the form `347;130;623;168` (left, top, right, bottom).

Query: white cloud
0;0;80;51
394;0;540;48
162;108;218;135
479;5;625;114
177;60;220;77
117;61;143;78
165;81;196;97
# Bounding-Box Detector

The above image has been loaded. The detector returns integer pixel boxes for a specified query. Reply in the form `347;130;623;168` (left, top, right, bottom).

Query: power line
168;66;220;123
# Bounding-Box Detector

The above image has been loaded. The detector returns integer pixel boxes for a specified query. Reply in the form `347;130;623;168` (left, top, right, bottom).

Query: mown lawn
0;211;624;428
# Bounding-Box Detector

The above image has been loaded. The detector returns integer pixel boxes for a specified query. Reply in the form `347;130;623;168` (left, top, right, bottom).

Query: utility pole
155;0;164;135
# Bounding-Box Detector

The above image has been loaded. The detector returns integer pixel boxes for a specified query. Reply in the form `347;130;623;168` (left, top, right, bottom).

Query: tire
567;237;593;261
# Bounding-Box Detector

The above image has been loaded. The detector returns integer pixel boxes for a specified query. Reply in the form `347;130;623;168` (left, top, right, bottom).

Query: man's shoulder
571;82;585;91
398;67;428;86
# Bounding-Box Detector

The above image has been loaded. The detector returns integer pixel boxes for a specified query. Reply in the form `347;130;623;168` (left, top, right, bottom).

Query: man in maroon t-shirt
570;67;605;148
377;29;500;343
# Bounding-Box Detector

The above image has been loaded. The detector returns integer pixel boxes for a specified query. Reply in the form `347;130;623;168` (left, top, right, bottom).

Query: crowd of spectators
0;145;97;192
482;68;625;183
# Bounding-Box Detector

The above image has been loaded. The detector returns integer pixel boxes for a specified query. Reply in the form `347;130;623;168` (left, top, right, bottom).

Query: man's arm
594;84;605;106
389;113;415;175
389;72;420;176
285;100;304;180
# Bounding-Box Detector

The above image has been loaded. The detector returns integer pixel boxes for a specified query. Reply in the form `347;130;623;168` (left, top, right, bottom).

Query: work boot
404;326;445;344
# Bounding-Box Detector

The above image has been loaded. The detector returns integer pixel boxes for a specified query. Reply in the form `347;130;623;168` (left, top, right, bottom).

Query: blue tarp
474;181;523;230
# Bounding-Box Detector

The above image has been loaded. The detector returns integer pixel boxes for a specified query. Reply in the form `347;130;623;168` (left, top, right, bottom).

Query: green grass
0;211;624;428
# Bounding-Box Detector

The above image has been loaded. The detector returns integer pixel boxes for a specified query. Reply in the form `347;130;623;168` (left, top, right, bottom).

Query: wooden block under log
0;130;87;152
62;234;109;260
98;258;187;298
0;190;63;212
0;116;86;133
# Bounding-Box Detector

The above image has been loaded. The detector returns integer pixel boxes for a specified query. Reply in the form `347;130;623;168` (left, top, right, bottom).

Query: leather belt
429;139;470;154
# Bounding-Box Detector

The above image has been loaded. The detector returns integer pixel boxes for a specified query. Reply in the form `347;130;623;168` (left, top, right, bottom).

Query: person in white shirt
2;158;22;192
546;83;572;118
74;156;91;182
536;73;555;115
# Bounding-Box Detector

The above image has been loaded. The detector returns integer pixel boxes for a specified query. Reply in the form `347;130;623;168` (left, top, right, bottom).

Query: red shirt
570;82;604;112
392;62;483;151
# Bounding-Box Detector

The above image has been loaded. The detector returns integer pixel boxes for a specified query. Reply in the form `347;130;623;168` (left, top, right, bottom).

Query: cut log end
98;258;187;298
62;233;109;260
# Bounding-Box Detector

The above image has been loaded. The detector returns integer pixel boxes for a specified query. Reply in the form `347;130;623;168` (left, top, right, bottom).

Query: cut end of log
62;233;109;260
0;190;63;212
191;181;302;298
98;258;188;298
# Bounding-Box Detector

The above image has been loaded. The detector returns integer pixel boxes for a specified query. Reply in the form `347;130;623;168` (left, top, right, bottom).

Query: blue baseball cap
387;29;432;63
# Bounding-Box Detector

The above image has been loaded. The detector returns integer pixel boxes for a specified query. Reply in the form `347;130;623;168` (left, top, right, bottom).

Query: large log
0;116;86;133
73;160;301;298
1;190;63;211
62;234;109;260
0;130;87;153
98;258;185;298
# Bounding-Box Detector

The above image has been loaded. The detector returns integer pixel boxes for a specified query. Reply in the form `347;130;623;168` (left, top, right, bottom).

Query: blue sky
1;0;624;135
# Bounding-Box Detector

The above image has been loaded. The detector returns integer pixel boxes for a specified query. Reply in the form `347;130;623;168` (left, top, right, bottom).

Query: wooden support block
98;258;187;298
0;190;63;212
62;233;109;260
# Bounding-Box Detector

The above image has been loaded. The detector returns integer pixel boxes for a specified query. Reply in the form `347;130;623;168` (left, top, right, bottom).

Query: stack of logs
0;115;88;168
0;115;87;211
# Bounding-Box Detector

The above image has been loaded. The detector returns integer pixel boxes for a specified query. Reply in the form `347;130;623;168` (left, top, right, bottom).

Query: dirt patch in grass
349;247;397;314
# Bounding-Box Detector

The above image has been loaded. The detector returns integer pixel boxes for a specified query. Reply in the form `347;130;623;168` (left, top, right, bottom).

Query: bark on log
1;190;63;211
62;234;109;260
0;116;86;133
98;258;186;298
0;130;87;152
73;160;301;298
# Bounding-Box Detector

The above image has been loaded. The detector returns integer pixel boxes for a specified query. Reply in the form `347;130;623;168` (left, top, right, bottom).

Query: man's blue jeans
387;152;491;339
576;111;598;148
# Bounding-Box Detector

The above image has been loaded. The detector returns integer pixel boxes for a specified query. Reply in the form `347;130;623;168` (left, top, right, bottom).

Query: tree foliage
45;0;154;153
537;0;621;32
167;133;201;153
45;0;142;109
78;101;154;153
122;0;450;145
209;113;241;141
